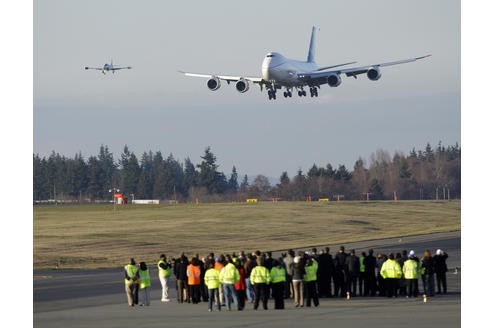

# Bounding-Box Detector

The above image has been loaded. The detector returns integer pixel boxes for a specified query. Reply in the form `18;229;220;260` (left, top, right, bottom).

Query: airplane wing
179;71;264;84
85;67;102;70
112;66;132;70
298;55;431;85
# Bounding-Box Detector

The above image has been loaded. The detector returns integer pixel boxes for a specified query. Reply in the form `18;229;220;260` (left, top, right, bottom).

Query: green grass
33;200;460;270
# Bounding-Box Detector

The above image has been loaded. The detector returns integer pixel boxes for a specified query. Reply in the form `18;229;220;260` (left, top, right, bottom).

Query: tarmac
34;231;461;328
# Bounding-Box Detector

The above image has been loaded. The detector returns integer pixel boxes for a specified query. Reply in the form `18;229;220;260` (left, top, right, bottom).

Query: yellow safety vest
139;269;151;289
270;266;286;283
403;259;419;279
304;261;318;282
124;264;138;285
157;260;171;277
250;265;270;284
380;259;402;279
204;268;220;289
219;263;240;284
360;257;366;273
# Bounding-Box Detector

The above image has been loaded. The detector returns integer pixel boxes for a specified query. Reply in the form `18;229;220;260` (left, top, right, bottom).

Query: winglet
307;26;317;63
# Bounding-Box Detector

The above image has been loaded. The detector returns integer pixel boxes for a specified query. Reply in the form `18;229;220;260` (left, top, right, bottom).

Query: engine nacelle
207;76;221;91
235;79;250;93
367;67;382;81
327;74;342;87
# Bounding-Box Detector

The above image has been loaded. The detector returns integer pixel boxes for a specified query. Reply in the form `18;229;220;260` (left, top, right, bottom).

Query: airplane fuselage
261;52;317;87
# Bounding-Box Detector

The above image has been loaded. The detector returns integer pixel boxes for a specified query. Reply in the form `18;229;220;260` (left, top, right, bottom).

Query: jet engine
367;67;382;81
327;74;342;87
235;79;250;93
207;76;221;91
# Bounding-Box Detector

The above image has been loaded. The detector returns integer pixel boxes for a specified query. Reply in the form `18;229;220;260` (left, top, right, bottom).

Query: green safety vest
219;263;240;284
359;257;366;273
157;260;171;277
420;260;426;275
403;259;419;279
204;268;220;289
303;261;318;282
124;264;138;285
139;269;151;289
380;259;402;279
250;266;270;284
270;266;286;283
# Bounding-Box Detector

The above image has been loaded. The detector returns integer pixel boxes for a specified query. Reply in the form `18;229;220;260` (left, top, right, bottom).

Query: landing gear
283;90;292;98
309;87;319;97
268;90;277;100
297;89;307;97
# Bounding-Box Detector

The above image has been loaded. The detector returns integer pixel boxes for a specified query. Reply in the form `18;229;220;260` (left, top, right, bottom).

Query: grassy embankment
34;200;460;270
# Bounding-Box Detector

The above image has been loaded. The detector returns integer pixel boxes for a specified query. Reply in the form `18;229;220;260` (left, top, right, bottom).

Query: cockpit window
266;54;274;57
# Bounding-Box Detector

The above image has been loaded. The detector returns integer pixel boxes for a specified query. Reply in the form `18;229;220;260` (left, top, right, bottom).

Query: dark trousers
305;281;319;307
385;278;398;297
272;282;285;309
208;289;220;311
253;283;269;310
364;274;376;296
406;279;419;297
347;274;358;296
236;288;246;310
190;285;201;304
436;272;447;294
358;272;365;296
201;282;209;302
317;273;331;297
426;274;435;297
334;271;346;297
284;277;293;298
377;275;386;296
133;284;139;305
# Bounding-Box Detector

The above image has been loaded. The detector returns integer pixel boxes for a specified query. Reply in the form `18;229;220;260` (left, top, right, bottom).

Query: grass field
33;200;460;270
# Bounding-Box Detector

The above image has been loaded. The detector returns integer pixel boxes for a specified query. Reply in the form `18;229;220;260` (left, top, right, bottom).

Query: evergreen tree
228;166;239;193
240;174;249;193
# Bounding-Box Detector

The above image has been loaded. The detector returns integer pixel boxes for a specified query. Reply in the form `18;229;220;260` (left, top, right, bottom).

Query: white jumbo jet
181;27;430;100
85;59;132;74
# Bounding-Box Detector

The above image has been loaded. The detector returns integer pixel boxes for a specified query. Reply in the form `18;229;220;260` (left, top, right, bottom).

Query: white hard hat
409;250;415;257
436;249;442;255
293;256;300;263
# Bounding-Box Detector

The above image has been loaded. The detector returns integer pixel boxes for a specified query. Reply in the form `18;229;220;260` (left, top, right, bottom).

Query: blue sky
34;0;460;178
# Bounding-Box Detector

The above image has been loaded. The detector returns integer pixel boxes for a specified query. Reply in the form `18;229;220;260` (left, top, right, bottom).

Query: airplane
85;59;132;74
180;27;431;100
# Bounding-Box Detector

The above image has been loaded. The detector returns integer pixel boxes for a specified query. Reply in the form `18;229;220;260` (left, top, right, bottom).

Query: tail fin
307;26;317;63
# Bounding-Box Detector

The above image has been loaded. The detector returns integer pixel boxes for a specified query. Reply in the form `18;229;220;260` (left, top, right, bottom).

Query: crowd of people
123;246;449;311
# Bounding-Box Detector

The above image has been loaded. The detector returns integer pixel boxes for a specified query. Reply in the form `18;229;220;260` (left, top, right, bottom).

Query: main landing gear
283;89;293;98
309;87;318;97
268;89;277;100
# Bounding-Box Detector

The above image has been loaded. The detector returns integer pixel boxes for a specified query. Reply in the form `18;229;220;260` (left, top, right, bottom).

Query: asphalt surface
34;231;461;328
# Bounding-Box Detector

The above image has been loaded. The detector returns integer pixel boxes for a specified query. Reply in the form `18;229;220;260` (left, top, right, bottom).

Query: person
376;253;387;296
139;261;151;306
334;246;348;297
363;249;377;296
304;256;319;307
215;256;225;306
175;254;189;303
187;257;202;304
282;250;295;298
204;262;221;312
402;251;419;298
291;255;305;307
124;258;139;307
250;257;271;310
198;255;209;302
234;258;247;310
317;247;333;298
244;254;256;304
397;251;407;296
219;255;240;311
270;259;286;309
420;250;435;297
434;249;449;294
358;252;366;296
157;254;172;302
344;249;360;297
380;253;402;298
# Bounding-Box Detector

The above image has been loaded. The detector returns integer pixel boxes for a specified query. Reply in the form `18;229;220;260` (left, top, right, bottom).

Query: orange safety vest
187;264;201;285
214;262;224;272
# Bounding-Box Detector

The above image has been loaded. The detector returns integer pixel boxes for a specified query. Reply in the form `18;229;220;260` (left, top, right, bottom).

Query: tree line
33;142;460;203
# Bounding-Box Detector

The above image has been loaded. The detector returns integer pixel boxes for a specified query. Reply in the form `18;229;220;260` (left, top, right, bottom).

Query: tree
250;175;271;196
228;166;239;193
197;147;226;194
240;174;249;193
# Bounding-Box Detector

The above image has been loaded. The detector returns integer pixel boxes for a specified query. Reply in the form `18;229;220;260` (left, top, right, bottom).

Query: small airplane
180;27;431;100
85;59;132;74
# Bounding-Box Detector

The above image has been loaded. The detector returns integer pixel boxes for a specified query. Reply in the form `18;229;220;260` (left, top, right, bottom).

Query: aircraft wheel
288;91;292;97
302;91;307;97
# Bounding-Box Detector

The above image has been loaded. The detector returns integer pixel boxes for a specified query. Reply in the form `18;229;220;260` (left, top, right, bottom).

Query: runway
34;231;460;328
